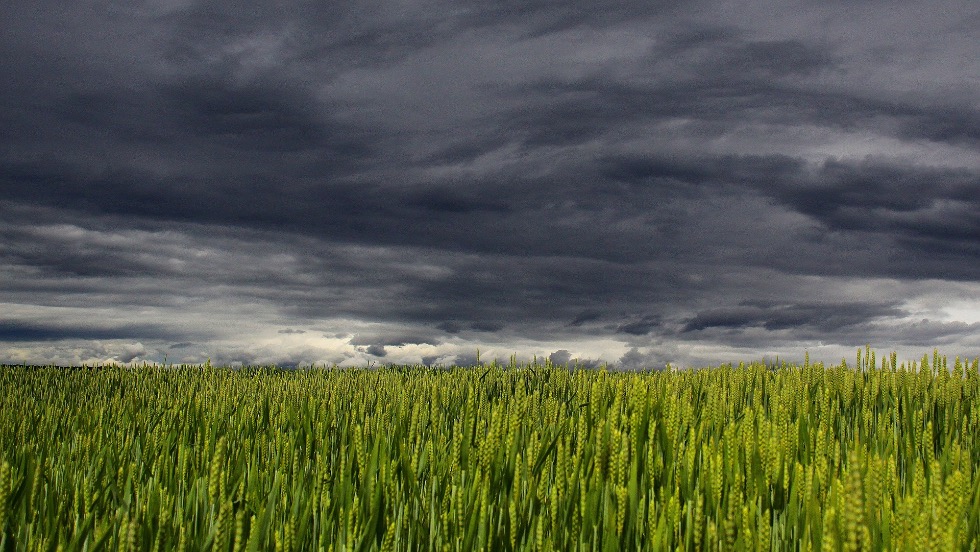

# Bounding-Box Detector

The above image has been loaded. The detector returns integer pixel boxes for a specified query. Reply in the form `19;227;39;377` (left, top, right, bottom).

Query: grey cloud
278;329;306;334
349;334;441;347
886;320;980;347
546;350;605;368
348;333;440;361
618;347;671;371
574;358;607;369
452;352;482;367
114;343;148;364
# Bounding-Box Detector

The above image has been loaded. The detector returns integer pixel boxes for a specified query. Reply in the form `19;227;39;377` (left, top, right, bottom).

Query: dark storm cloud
591;153;980;280
893;105;980;147
681;302;905;333
617;316;662;336
158;78;353;154
722;40;836;79
500;63;861;150
380;256;695;331
504;59;979;154
0;321;183;343
406;188;512;215
470;322;504;332
1;5;973;268
436;321;463;334
0;79;378;226
2;0;979;366
462;0;674;32
773;161;980;236
569;310;603;327
0;218;186;279
598;153;804;189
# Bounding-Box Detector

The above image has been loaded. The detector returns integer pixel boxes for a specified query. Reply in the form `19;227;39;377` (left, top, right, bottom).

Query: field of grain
1;349;979;551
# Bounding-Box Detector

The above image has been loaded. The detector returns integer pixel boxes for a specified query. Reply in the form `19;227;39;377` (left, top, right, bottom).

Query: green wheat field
1;347;979;551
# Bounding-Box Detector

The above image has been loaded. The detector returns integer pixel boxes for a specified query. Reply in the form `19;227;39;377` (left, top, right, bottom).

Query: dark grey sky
2;0;979;367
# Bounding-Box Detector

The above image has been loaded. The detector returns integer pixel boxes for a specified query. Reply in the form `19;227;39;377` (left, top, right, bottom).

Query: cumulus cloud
618;348;671;371
549;350;572;366
364;344;387;358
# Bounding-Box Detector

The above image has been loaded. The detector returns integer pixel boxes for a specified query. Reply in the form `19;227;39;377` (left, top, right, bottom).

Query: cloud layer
2;0;979;367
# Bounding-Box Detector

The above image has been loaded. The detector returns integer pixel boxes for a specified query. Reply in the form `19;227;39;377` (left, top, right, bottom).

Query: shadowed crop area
2;349;980;550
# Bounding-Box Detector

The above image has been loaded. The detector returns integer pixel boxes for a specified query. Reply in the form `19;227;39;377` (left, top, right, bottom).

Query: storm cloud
2;0;979;367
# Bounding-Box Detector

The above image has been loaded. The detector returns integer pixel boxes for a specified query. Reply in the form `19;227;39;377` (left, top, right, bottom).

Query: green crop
1;348;979;550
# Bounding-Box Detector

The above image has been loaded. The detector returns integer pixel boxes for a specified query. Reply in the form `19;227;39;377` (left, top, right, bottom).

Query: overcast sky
2;0;979;368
